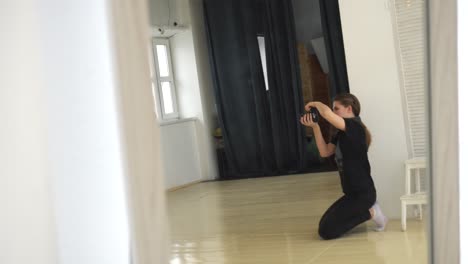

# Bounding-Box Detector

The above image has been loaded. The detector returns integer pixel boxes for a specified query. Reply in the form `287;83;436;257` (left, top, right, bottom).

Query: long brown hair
334;93;372;147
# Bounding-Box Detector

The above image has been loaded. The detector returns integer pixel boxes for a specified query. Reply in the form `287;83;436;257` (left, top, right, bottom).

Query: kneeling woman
300;93;387;240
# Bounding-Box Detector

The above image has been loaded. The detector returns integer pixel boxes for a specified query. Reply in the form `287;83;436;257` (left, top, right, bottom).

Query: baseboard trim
166;180;203;192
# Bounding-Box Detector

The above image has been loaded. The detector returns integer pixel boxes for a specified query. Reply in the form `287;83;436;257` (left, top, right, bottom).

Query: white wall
188;0;219;181
170;31;215;188
148;0;190;27
161;120;202;189
147;0;218;189
339;0;409;218
154;0;218;189
168;28;218;185
170;31;204;120
0;3;58;263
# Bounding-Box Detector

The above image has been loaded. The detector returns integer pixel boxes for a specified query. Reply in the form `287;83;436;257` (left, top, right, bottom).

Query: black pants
318;190;376;240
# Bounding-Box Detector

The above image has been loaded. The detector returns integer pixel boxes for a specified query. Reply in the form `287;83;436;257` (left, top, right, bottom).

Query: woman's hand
305;101;327;113
305;101;346;131
304;101;318;111
300;113;318;128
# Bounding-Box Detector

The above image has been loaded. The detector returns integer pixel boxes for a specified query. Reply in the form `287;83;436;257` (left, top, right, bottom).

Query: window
257;36;269;91
151;38;179;119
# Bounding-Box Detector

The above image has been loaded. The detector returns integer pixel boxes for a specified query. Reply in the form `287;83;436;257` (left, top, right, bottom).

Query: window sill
159;117;197;127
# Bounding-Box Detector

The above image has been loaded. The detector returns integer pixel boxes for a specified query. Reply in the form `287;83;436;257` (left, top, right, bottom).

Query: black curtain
204;0;305;179
263;0;306;174
319;0;350;99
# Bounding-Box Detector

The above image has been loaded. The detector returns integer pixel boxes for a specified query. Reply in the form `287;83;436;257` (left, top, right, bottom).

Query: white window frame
151;38;179;120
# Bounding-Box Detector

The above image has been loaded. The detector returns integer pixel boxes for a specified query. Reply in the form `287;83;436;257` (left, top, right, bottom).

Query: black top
331;117;376;194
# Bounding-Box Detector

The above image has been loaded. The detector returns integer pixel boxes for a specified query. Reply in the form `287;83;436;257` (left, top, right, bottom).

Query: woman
300;93;387;240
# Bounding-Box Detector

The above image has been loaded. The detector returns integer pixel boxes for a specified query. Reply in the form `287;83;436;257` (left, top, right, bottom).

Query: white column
38;1;130;263
459;0;468;262
0;0;166;263
0;2;58;264
110;0;169;263
430;0;460;263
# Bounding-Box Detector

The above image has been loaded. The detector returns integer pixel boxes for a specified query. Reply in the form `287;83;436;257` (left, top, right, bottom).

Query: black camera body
310;107;319;123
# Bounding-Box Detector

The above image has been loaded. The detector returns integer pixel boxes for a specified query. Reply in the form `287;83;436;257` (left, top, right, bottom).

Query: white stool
400;157;427;231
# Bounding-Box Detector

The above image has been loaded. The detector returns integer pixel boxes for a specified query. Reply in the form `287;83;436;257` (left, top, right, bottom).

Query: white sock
371;202;388;231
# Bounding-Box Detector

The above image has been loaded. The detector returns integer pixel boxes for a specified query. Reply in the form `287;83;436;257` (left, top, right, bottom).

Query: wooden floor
167;172;428;264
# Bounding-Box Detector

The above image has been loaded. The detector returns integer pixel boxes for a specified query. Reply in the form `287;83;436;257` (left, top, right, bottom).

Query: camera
310;107;319;123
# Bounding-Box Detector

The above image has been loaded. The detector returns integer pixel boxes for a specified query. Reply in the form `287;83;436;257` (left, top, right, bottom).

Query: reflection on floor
167;172;428;264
